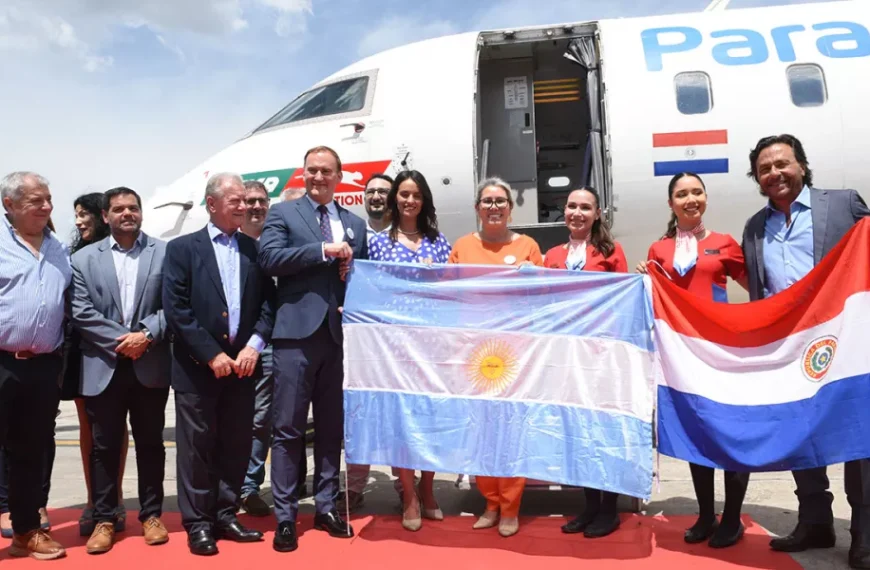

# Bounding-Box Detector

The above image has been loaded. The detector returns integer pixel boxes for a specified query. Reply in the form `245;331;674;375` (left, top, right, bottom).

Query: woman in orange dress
544;187;627;539
448;177;543;537
637;172;749;549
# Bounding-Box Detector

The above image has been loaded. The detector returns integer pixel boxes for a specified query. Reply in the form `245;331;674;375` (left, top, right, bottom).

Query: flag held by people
343;261;656;500
652;217;870;472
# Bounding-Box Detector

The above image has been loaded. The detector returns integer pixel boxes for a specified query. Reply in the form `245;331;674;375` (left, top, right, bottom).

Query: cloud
0;5;113;72
357;15;460;57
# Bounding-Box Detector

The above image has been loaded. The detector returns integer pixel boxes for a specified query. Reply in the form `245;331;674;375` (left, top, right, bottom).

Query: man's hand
339;258;352;281
208;353;234;378
324;242;353;259
233;346;260;378
115;332;150;360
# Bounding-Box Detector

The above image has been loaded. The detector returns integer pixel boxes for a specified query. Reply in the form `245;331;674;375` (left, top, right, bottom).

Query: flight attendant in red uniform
637;172;749;548
545;187;628;539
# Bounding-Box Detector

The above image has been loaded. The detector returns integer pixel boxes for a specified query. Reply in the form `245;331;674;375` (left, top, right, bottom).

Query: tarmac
43;393;858;569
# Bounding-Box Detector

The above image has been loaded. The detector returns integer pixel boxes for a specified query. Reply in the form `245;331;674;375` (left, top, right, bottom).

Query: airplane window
787;64;827;108
254;76;370;132
674;72;712;115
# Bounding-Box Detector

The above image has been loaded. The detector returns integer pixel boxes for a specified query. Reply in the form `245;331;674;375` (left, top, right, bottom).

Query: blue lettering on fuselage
642;21;870;71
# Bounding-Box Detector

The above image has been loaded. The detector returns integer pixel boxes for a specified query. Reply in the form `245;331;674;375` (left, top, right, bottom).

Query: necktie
318;204;333;243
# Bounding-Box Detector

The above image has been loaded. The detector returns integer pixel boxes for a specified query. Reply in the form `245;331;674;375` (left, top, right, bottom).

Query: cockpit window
254;76;370;132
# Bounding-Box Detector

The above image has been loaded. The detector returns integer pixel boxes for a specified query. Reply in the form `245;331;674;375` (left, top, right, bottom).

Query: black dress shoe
770;522;836;552
709;521;744;548
215;520;263;542
849;551;870;569
561;509;599;534
188;530;218;556
684;516;718;544
274;521;298;553
584;511;621;538
314;510;354;538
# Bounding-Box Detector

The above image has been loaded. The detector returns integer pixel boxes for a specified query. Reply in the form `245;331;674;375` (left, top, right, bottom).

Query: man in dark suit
71;187;171;554
163;173;275;556
742;134;870;568
260;146;367;552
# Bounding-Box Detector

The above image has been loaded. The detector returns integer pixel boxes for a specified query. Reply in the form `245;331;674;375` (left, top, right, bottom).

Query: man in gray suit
71;187;170;554
742;134;870;568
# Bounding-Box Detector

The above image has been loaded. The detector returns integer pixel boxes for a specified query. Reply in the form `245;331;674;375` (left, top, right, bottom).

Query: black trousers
84;359;169;524
689;463;749;521
175;376;254;535
0;352;61;535
794;463;870;546
0;437;56;513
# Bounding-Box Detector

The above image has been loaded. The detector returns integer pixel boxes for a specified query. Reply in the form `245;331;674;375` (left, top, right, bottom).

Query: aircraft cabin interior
477;28;605;251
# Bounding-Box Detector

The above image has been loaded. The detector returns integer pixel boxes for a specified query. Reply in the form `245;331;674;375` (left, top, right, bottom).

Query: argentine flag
342;261;656;499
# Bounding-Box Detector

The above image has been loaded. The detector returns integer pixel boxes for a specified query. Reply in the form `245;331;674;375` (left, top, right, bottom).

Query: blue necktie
318;204;333;243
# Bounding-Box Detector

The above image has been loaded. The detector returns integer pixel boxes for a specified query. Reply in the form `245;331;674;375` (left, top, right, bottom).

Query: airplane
141;0;870;301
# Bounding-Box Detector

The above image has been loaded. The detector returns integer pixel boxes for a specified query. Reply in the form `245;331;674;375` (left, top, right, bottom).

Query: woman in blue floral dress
368;170;450;532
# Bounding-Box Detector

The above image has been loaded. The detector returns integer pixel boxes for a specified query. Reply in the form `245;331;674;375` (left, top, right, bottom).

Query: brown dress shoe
9;529;66;560
143;517;169;545
86;521;115;554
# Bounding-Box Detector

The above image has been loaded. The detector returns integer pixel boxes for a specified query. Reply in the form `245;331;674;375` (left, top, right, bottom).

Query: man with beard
741;134;870;569
363;174;392;243
71;187;171;554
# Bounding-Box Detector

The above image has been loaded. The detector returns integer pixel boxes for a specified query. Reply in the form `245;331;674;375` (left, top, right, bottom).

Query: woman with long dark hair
544;187;627;539
64;193;129;536
637;172;749;548
543;187;626;272
368;170;450;531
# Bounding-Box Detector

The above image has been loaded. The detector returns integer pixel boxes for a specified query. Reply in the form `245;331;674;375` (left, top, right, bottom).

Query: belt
2;349;62;360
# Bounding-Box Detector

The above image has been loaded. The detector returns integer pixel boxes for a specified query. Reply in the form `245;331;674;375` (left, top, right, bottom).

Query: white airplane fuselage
141;0;870;300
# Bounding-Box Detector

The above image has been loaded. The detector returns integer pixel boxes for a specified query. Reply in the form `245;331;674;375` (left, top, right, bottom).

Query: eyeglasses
246;198;269;206
365;188;389;197
479;198;510;208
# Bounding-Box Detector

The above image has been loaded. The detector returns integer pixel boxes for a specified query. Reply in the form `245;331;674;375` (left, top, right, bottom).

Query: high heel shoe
402;500;422;532
473;510;499;529
498;517;519;537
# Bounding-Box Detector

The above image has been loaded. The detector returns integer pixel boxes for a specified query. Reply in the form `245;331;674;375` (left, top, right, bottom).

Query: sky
0;0;838;239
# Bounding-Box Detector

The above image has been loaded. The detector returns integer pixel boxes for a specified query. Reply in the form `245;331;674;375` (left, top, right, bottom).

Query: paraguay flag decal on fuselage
653;129;729;176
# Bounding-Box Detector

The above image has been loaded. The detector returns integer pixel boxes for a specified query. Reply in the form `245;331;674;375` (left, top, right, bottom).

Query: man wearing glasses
363;174;392;242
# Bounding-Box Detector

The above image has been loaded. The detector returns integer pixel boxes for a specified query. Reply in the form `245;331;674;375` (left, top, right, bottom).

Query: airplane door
479;59;538;225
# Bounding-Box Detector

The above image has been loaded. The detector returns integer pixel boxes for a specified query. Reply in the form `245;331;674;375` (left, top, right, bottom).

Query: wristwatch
142;328;154;342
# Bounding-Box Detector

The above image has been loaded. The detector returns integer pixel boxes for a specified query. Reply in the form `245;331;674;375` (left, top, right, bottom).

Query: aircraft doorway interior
477;30;604;251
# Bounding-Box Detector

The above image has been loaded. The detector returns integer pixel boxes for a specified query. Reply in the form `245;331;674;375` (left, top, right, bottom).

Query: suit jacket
71;233;170;397
742;188;870;301
162;226;275;394
259;197;367;343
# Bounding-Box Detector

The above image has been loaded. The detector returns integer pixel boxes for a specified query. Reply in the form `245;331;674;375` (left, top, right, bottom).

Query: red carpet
0;511;802;569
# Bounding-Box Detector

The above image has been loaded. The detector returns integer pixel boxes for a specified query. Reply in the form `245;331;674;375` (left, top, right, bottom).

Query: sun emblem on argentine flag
802;336;838;382
466;340;519;394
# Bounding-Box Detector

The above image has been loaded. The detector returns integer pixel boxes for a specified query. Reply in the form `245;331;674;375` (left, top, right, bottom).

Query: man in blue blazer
163;173;275;556
71;187;171;554
741;134;870;569
259;146;367;552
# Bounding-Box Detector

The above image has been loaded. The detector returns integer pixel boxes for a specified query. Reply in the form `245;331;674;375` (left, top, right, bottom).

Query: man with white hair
0;171;70;560
163;173;275;556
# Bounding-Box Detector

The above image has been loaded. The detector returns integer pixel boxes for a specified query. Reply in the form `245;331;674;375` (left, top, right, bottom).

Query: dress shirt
207;223;265;352
109;233;144;329
306;195;345;261
762;185;814;298
0;215;72;353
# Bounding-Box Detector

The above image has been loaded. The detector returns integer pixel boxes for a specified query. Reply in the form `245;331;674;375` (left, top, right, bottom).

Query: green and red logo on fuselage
199;160;393;206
